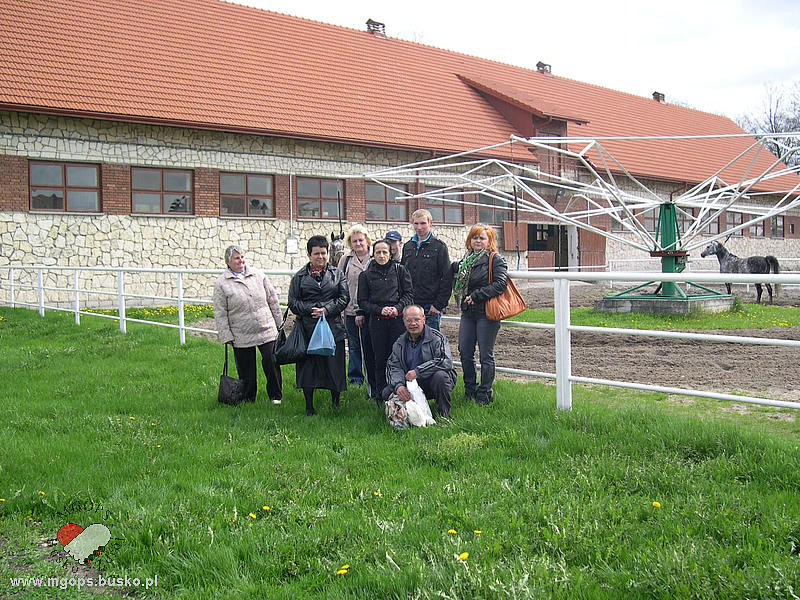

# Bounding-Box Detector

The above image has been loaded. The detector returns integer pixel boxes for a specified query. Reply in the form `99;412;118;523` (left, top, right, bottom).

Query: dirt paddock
440;281;800;408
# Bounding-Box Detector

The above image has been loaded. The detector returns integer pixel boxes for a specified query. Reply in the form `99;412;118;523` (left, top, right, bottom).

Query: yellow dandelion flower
248;513;257;519
129;416;135;420
340;564;349;570
473;530;482;534
156;444;162;448
447;529;457;535
263;505;270;511
458;552;469;561
335;569;348;576
652;501;661;508
38;491;45;496
373;491;382;497
151;422;156;426
0;498;5;502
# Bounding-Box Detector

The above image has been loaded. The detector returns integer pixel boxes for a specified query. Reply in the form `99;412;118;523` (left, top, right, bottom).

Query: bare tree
738;82;800;167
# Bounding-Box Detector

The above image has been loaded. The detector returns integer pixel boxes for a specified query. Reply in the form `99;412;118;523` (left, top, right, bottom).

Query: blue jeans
345;314;376;391
458;312;501;399
420;304;441;331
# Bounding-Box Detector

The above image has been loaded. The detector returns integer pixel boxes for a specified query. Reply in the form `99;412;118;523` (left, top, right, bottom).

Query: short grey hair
224;244;245;265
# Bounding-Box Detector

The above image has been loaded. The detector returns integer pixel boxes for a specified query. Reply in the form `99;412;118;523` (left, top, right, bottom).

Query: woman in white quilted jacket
213;245;283;404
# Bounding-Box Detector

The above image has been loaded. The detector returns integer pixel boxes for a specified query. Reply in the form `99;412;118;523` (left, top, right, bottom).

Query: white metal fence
3;265;800;412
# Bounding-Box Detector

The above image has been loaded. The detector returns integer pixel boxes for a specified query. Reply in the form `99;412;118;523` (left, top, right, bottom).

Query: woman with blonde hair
452;224;508;405
339;224;376;393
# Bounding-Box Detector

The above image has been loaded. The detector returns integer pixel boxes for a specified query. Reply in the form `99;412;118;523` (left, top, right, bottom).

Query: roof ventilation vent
536;61;551;74
366;19;386;38
652;91;665;103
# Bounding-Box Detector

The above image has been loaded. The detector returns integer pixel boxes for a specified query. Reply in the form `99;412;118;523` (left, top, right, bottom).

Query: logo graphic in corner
57;523;111;564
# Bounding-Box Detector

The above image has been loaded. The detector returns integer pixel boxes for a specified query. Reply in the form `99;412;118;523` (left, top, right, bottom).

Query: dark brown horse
700;240;780;303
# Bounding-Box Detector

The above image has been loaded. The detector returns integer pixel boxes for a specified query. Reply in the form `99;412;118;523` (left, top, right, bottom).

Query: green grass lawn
513;300;800;330
1;306;799;599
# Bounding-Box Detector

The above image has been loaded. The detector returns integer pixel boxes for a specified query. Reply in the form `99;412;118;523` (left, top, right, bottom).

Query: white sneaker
271;398;282;405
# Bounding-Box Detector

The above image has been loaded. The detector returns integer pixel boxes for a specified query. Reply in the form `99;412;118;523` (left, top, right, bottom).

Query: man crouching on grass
382;305;457;419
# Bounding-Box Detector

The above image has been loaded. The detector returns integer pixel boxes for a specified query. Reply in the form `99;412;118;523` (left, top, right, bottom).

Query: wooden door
578;228;606;271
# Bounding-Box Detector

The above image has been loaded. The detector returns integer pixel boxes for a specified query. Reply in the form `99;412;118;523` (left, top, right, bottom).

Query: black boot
475;389;493;406
332;391;340;409
304;388;315;416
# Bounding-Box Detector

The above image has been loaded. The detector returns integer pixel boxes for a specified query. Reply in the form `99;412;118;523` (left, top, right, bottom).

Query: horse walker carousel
364;132;800;314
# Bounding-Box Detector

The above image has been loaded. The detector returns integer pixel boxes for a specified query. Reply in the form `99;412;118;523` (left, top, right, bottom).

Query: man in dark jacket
401;209;453;331
382;304;457;418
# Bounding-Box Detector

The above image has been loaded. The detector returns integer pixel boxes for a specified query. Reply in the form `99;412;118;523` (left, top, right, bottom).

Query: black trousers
233;341;282;402
381;370;454;418
368;316;405;398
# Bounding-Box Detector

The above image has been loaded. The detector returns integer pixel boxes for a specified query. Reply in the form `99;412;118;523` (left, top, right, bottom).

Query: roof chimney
652;91;665;103
366;19;386;38
536;61;551;74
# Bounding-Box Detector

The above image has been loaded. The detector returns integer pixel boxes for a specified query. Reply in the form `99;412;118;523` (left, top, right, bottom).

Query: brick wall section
345;178;365;222
274;175;291;220
786;216;800;239
0;154;28;211
194;168;218;217
101;164;130;214
463;192;477;225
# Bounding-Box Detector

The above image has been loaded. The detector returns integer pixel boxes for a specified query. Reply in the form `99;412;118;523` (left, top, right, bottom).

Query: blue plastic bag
307;316;336;356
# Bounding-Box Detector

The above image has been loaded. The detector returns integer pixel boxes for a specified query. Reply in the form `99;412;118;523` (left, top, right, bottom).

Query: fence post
117;270;126;333
177;272;185;345
553;278;573;410
74;269;80;325
37;268;44;316
8;267;14;308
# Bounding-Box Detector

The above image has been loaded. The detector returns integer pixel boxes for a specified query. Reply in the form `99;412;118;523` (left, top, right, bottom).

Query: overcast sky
229;0;799;121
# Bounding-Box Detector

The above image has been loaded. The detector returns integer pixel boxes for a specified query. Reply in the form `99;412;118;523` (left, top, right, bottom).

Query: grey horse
700;240;779;303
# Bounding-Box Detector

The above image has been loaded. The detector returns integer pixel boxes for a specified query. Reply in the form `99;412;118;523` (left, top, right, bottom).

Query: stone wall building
2;0;798;306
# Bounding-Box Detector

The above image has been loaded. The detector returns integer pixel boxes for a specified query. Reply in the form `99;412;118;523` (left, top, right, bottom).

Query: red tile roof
0;0;795;192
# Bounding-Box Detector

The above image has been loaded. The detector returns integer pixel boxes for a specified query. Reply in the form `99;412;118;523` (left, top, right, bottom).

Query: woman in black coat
288;235;350;415
452;224;507;405
356;239;414;404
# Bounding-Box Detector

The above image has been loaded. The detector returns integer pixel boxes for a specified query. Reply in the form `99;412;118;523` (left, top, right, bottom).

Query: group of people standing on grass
212;209;510;420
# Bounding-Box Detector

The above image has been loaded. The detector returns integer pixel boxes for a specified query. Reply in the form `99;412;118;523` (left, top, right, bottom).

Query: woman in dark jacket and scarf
356;239;414;404
288;235;350;415
453;224;507;405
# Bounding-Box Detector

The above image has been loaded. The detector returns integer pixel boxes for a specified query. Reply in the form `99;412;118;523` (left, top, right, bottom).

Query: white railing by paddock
2;265;800;412
607;256;800;291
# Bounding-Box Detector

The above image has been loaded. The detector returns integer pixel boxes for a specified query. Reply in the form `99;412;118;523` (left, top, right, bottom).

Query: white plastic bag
405;379;436;427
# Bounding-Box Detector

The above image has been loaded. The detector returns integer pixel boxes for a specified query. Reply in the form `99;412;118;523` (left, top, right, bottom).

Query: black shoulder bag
218;344;245;406
273;307;308;365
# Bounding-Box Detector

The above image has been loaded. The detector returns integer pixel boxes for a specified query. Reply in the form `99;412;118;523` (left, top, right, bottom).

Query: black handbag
218;344;245;406
273;308;308;365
